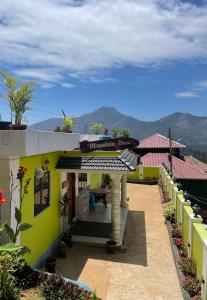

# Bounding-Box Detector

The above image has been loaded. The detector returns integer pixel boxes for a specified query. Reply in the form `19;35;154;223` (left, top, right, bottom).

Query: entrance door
67;173;76;223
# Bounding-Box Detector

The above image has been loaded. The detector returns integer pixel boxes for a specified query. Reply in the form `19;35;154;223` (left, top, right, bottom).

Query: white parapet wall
0;130;81;157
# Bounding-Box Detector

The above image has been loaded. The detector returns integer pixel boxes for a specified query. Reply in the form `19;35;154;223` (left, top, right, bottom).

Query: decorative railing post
188;214;202;257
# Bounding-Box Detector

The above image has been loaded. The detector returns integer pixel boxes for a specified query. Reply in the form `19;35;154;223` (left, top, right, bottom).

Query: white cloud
175;91;198;98
61;82;76;89
196;80;207;90
0;0;207;84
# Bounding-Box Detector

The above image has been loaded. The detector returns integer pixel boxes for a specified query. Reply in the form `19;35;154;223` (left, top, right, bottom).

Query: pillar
111;174;122;246
121;174;128;207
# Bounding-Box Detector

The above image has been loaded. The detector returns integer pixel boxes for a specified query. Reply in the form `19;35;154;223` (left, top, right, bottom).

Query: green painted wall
143;167;159;179
20;152;61;266
192;223;207;280
127;167;139;180
90;173;101;189
62;150;119;157
127;166;159;180
183;206;192;249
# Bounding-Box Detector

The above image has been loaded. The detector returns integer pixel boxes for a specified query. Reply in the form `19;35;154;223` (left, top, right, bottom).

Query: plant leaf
0;221;7;232
18;223;32;231
15;207;22;223
5;224;15;243
20;246;31;255
0;243;23;254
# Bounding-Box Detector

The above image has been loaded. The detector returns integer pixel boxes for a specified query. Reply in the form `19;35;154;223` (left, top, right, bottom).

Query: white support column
188;214;202;257
111;174;122;246
121;174;128;207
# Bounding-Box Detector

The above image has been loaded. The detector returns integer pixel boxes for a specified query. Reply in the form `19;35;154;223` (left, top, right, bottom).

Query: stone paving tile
56;184;183;300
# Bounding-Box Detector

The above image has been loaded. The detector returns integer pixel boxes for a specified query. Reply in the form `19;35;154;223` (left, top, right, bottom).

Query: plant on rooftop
0;70;35;126
111;127;120;138
119;129;131;138
61;109;76;133
90;122;103;135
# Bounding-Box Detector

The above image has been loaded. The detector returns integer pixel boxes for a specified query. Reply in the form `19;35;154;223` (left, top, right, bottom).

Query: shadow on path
56;210;147;281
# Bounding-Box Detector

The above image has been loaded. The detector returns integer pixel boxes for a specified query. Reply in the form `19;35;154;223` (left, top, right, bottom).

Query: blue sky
0;0;207;124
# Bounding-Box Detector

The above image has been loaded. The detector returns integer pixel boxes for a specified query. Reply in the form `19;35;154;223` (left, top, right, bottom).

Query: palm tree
0;71;35;125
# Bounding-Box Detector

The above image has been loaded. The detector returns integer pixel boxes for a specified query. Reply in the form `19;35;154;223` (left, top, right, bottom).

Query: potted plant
106;240;116;254
61;109;75;133
0;70;35;130
45;256;56;273
57;241;67;258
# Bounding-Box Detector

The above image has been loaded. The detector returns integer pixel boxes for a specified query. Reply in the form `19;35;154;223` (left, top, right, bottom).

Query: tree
111;127;120;138
119;129;131;138
90;122;103;135
0;71;35;125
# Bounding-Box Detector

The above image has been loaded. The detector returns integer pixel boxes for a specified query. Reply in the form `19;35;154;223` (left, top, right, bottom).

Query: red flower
0;189;6;204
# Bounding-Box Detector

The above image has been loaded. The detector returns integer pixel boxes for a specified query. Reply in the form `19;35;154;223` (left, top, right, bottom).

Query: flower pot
45;256;56;273
57;243;67;258
106;240;116;254
9;124;27;130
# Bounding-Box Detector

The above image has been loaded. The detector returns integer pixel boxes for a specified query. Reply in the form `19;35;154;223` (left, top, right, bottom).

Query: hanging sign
80;137;139;153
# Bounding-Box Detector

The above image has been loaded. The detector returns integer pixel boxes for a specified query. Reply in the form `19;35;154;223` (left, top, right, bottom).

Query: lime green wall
127;166;159;180
62;150;119;157
127;167;139;180
183;206;192;248
192;223;207;280
90;173;101;189
20;152;61;266
143;167;159;179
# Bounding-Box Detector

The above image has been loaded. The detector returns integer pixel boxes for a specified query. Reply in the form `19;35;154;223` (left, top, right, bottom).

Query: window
78;173;87;191
34;171;50;216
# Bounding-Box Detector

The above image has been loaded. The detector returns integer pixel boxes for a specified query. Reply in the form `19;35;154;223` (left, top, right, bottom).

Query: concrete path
56;184;183;300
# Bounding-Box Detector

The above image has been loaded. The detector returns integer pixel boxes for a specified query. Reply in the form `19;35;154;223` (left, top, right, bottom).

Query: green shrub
163;201;175;223
183;276;201;297
41;274;94;300
0;255;20;300
179;258;197;277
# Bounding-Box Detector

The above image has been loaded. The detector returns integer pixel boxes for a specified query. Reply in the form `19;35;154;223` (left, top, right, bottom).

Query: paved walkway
56;184;183;300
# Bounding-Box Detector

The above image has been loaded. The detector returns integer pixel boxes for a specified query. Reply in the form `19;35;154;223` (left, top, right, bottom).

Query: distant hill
30;107;207;151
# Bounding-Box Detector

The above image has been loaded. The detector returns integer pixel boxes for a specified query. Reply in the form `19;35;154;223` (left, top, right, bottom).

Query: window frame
34;170;50;216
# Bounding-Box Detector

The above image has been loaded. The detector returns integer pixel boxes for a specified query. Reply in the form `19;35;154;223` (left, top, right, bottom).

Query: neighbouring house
140;152;207;204
0;130;137;268
133;133;186;158
184;155;207;173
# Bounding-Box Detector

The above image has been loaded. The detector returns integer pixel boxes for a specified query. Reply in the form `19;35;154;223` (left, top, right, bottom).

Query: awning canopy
56;150;138;172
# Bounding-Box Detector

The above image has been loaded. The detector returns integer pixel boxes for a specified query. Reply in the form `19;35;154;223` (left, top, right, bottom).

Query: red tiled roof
184;156;207;173
141;152;207;180
136;133;185;149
